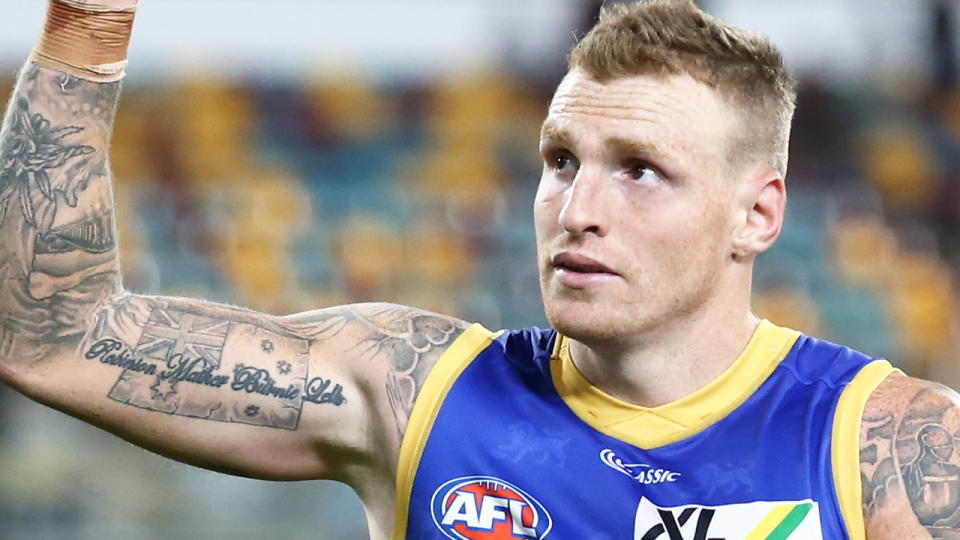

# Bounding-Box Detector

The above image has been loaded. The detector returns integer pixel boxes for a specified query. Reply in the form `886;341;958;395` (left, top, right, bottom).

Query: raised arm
0;1;471;521
860;374;960;539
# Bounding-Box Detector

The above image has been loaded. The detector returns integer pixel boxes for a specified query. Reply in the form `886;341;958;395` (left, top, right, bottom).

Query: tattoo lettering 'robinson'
84;302;348;431
83;301;464;432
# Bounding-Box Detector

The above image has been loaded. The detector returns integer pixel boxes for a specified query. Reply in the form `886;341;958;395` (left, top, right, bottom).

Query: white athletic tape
55;0;139;13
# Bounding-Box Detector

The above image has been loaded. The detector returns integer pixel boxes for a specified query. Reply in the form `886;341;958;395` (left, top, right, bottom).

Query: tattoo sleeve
0;63;469;483
0;63;122;366
861;380;960;538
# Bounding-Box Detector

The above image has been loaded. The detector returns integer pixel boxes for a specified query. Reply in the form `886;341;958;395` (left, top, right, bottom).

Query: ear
730;170;786;262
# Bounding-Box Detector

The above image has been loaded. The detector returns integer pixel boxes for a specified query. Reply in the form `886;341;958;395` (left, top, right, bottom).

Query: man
0;0;955;538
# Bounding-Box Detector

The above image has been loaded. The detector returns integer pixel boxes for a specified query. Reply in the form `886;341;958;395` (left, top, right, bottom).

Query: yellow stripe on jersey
392;323;501;540
744;503;796;540
552;320;801;449
831;360;901;540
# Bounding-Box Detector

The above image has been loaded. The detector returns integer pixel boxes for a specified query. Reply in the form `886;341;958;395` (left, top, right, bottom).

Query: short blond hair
569;0;797;177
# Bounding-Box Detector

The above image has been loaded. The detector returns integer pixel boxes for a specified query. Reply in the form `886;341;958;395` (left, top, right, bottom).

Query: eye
546;150;578;175
628;163;663;184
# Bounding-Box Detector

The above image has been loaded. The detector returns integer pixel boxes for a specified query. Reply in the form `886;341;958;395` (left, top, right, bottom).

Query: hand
56;0;139;12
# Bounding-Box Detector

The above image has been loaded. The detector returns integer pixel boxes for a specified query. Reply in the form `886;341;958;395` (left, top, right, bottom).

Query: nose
558;168;608;236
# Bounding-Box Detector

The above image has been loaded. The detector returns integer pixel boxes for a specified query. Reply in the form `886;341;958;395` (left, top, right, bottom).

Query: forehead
541;70;736;159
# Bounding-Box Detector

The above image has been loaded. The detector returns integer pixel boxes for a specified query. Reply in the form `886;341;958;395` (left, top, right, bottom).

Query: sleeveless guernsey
393;320;899;540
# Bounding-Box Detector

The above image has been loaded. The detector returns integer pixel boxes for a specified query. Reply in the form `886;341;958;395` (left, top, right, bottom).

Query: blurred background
2;0;960;538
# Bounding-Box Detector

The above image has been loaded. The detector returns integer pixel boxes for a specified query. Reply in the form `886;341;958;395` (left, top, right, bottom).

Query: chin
543;296;644;345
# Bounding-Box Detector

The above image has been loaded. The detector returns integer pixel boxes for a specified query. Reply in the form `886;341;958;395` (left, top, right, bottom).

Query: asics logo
601;449;682;485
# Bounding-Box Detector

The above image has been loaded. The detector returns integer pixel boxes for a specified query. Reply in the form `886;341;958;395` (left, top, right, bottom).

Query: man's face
534;69;745;344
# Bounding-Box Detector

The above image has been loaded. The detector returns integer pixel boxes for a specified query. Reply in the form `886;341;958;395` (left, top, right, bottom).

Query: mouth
551;252;619;279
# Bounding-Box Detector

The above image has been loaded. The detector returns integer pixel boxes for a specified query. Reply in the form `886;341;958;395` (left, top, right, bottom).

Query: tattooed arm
860;374;960;539
0;59;469;514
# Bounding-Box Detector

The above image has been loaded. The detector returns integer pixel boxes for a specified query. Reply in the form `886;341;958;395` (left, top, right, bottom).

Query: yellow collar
551;320;800;449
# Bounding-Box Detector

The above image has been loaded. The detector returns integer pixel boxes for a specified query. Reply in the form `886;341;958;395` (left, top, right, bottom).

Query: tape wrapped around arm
30;0;139;83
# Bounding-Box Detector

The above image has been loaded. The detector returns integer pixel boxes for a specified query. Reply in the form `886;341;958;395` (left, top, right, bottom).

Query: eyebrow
539;122;568;144
539;122;669;160
607;137;666;160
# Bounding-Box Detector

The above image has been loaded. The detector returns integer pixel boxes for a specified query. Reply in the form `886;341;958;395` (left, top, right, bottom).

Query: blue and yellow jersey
393;320;899;540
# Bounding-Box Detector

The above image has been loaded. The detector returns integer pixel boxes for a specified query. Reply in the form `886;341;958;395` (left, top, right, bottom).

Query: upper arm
278;302;471;465
15;293;469;486
860;374;960;539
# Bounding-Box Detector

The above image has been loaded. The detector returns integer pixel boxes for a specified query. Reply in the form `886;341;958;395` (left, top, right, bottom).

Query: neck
568;298;760;408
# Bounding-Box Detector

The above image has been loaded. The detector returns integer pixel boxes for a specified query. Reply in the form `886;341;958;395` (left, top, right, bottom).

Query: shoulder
860;373;960;538
280;303;473;410
785;331;878;383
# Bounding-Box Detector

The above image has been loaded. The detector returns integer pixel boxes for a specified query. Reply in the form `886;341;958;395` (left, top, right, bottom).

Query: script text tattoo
82;302;350;431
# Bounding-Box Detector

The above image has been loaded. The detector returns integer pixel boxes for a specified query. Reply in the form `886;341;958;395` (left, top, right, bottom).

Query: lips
551;252;618;276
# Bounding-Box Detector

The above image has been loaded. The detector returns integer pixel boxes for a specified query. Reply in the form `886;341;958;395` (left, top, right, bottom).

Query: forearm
0;0;135;370
0;61;123;367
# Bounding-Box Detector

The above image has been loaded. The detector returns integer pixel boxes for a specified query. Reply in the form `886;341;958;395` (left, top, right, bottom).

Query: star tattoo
244;405;260;417
150;376;178;401
277;360;291;375
261;339;274;353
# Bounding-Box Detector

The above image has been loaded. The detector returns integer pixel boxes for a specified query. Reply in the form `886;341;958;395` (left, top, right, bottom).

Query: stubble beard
539;263;722;351
539;272;653;348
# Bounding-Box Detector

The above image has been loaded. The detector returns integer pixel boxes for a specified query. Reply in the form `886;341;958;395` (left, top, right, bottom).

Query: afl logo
431;476;553;540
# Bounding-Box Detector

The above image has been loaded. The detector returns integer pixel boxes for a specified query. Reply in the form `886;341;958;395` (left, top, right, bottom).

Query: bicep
279;302;471;446
861;375;960;539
